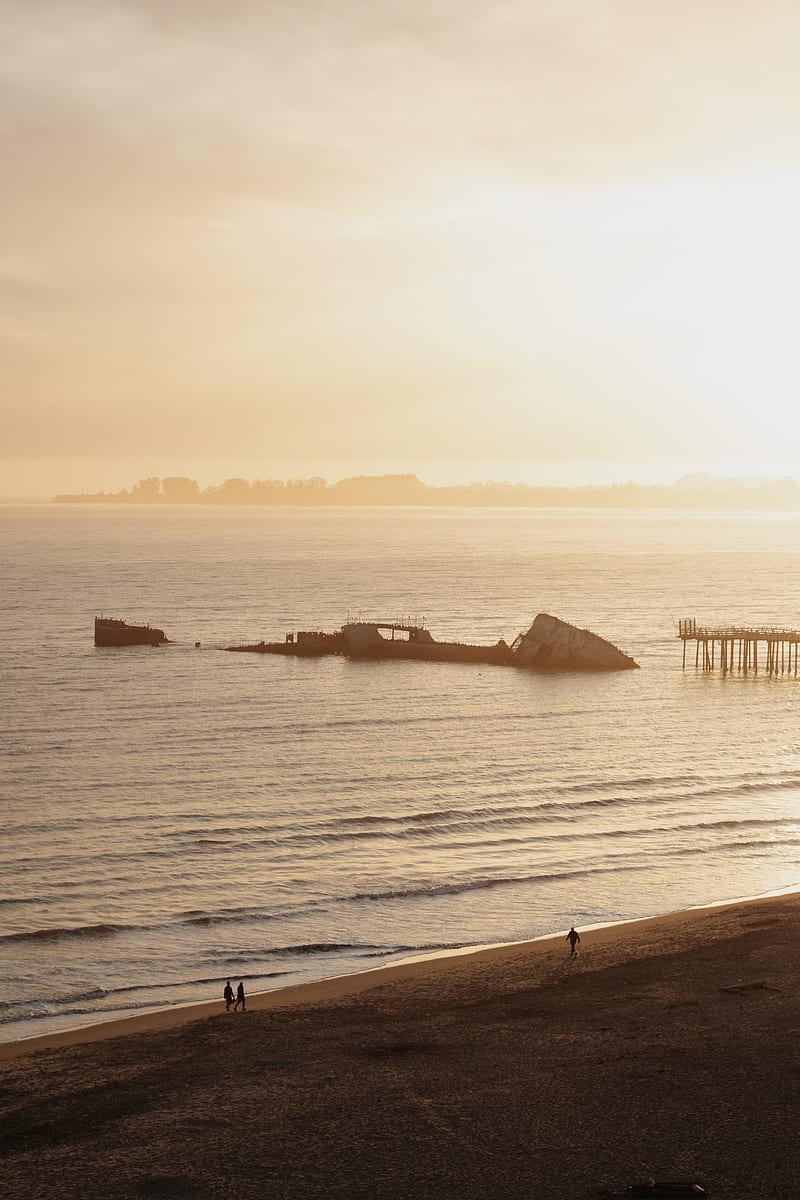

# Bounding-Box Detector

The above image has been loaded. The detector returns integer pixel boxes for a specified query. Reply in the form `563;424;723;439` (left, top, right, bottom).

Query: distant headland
53;472;800;509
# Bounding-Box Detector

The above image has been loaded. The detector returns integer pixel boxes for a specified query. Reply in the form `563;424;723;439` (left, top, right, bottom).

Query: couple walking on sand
224;979;246;1011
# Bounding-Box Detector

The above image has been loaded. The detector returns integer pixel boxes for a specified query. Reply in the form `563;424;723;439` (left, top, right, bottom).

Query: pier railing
678;618;800;674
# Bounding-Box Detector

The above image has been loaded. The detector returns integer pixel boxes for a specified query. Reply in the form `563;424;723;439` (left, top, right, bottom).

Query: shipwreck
509;613;638;671
226;613;638;672
94;617;170;647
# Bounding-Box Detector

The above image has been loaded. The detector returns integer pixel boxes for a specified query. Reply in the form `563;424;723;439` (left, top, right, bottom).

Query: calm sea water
3;504;800;1044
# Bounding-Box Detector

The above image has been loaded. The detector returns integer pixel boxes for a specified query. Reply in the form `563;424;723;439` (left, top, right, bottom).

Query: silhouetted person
224;980;234;1011
234;980;246;1011
566;926;580;956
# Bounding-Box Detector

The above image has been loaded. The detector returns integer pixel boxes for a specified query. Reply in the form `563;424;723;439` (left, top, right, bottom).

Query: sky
3;0;800;497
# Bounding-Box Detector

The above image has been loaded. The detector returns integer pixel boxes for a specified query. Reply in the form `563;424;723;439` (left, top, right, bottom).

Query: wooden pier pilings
678;618;800;674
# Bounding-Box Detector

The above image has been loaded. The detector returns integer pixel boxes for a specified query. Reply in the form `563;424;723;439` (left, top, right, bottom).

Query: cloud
5;0;800;478
8;0;800;203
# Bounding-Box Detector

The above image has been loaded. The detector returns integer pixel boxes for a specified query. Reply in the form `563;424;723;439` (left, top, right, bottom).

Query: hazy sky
4;0;800;495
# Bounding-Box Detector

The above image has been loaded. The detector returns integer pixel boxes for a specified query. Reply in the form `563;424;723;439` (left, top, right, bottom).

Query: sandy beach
2;891;799;1199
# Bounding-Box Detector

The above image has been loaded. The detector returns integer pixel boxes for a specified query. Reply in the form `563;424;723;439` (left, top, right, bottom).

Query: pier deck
678;618;800;674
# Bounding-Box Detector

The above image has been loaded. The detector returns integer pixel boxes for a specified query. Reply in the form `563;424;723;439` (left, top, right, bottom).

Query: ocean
3;503;800;1045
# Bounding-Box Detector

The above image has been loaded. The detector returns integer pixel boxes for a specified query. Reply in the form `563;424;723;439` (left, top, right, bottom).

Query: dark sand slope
2;893;800;1199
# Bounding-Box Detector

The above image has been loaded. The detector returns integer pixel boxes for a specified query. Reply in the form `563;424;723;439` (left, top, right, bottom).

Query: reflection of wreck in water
226;613;638;672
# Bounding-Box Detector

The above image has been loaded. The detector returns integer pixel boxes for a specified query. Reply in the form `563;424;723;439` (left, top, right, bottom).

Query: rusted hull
343;640;510;665
511;613;638;671
95;618;168;647
225;615;636;671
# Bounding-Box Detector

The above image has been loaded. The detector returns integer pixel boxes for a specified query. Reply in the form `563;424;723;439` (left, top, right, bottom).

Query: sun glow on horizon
5;2;800;491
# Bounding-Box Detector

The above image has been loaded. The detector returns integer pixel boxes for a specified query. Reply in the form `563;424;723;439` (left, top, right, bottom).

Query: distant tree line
53;472;800;509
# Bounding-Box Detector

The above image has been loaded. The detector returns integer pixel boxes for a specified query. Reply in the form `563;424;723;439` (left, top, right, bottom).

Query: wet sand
2;891;799;1199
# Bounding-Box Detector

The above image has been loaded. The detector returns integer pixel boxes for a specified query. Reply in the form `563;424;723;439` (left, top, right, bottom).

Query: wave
1;941;456;1026
195;773;800;845
233;795;800;855
6;770;800;879
160;768;797;837
358;943;458;958
211;941;403;958
105;969;296;995
436;815;800;852
272;941;368;955
174;895;329;927
346;837;799;904
180;910;283;928
0;899;335;946
0;922;137;945
5;814;798;950
0;986;108;1012
0;969;305;1027
7;766;791;829
0;995;195;1028
348;866;643;904
0;1001;158;1026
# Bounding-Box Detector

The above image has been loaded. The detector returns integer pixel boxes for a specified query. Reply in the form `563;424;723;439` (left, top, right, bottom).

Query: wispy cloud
4;0;800;488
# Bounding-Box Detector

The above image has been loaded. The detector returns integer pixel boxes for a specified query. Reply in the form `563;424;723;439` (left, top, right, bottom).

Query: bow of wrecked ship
509;613;638;670
227;613;638;672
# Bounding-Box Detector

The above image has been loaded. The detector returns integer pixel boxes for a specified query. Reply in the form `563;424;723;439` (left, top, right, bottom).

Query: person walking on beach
234;980;246;1012
224;980;234;1011
566;926;580;956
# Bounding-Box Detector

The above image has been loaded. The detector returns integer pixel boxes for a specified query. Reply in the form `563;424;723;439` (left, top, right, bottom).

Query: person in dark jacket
223;980;234;1010
566;926;580;956
234;980;246;1011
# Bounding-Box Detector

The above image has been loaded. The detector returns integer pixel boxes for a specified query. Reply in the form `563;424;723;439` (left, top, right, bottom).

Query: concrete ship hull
226;614;637;672
94;617;169;647
510;613;638;671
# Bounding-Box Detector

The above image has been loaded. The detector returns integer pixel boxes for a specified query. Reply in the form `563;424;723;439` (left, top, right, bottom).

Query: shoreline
3;885;796;1063
5;885;800;1198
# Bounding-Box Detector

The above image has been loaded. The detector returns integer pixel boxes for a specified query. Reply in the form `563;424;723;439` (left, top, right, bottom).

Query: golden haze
4;2;800;498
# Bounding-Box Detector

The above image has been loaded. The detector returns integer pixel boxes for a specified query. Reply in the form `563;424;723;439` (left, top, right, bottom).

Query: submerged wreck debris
226;614;638;672
94;617;169;647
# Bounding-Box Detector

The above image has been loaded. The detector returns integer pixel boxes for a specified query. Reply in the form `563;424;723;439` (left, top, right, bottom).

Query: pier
678;618;800;674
